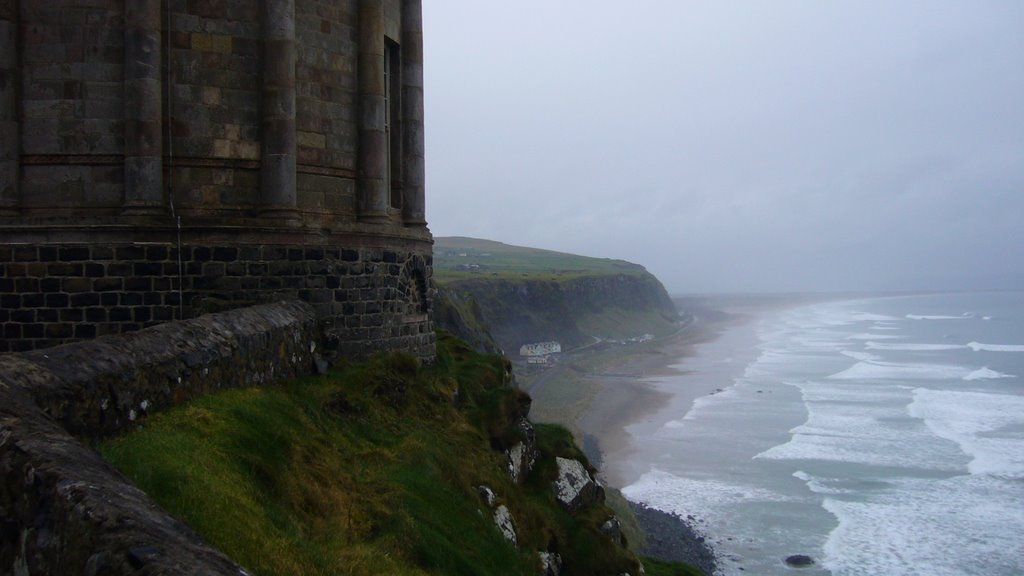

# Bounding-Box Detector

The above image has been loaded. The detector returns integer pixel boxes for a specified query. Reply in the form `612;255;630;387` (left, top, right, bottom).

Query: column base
121;202;167;216
359;211;390;224
259;206;302;227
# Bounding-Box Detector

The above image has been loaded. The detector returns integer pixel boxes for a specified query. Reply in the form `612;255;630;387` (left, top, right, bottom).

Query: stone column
122;0;163;215
401;0;426;227
357;0;388;222
260;0;298;216
0;0;18;215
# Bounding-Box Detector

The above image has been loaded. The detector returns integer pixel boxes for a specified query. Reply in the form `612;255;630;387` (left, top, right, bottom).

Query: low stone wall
0;242;435;362
0;300;320;575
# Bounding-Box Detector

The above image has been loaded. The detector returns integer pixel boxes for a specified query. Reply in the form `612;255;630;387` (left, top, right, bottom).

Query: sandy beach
561;295;842;485
577;313;735;486
518;294;836;573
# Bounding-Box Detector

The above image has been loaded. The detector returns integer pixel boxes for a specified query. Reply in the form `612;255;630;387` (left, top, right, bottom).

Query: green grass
434;236;646;283
640;556;706;576
100;333;703;576
573;306;678;341
525;368;598;433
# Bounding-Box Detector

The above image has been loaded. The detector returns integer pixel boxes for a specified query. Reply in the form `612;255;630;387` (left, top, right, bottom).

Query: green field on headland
434;237;647;283
100;333;701;576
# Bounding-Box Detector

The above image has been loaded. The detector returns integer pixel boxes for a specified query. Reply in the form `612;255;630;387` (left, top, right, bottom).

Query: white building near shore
519;341;561;357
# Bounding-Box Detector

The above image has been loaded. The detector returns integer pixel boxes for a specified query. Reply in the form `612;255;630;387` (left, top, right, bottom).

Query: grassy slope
100;333;701;576
434;237;646;283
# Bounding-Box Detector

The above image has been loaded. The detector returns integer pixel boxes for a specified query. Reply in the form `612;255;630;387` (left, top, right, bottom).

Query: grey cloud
423;1;1024;293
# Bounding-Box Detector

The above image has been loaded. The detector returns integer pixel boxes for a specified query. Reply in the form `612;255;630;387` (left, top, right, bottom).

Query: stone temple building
0;0;435;360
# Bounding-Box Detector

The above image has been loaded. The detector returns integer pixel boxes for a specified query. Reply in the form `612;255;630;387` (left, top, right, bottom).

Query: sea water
621;292;1024;576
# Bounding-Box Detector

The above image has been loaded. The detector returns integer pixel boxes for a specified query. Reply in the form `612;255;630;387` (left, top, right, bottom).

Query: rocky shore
630;501;718;576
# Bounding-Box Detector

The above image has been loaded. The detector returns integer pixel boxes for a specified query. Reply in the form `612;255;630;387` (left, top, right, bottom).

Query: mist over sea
621;292;1024;576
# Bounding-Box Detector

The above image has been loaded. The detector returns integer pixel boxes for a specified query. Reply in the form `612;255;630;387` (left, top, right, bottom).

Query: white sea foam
791;336;850;350
748;349;819;367
846;333;903;340
908;388;1024;477
844;312;900;322
793;471;855;495
755;374;978;470
827;360;968;381
758;431;960;469
758;416;963;470
841;350;882;362
803;311;872;327
739;348;839;382
963;367;1016;381
757;380;965;470
622;468;792;513
678;383;745;422
967;341;1024;352
865;341;965;351
792;379;907;405
646;294;1024;576
821;474;1024;576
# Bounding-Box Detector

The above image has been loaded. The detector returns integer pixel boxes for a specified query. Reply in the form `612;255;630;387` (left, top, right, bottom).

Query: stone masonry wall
0;301;319;575
295;1;360;217
167;0;263;214
3;0;434;360
18;2;126;214
0;242;435;360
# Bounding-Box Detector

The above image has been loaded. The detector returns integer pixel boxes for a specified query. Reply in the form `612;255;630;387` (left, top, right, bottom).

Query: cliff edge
433;237;679;355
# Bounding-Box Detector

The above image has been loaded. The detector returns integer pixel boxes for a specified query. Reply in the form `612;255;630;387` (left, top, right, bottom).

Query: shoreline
577;303;753;575
578;295;780;487
521;294;830;574
577;293;847;487
630;502;717;576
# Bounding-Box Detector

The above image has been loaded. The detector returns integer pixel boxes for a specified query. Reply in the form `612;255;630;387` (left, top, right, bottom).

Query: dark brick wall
0;242;435;360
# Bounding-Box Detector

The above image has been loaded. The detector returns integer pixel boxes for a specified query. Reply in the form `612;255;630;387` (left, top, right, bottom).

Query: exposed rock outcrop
477;485;498;508
539;551;562;576
493;505;518;545
507;418;538;483
785;554;815;567
600;517;625;547
552;457;603;513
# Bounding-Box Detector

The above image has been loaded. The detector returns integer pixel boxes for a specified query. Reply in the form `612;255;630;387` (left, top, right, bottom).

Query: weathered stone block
62;278;92;293
552;458;603;514
93;278;123;292
191;32;232;53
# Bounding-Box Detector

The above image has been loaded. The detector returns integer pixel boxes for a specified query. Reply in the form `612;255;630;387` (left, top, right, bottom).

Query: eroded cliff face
436;272;679;355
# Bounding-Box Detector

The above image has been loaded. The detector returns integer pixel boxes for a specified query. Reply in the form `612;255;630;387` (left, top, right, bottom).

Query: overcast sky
421;1;1024;294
